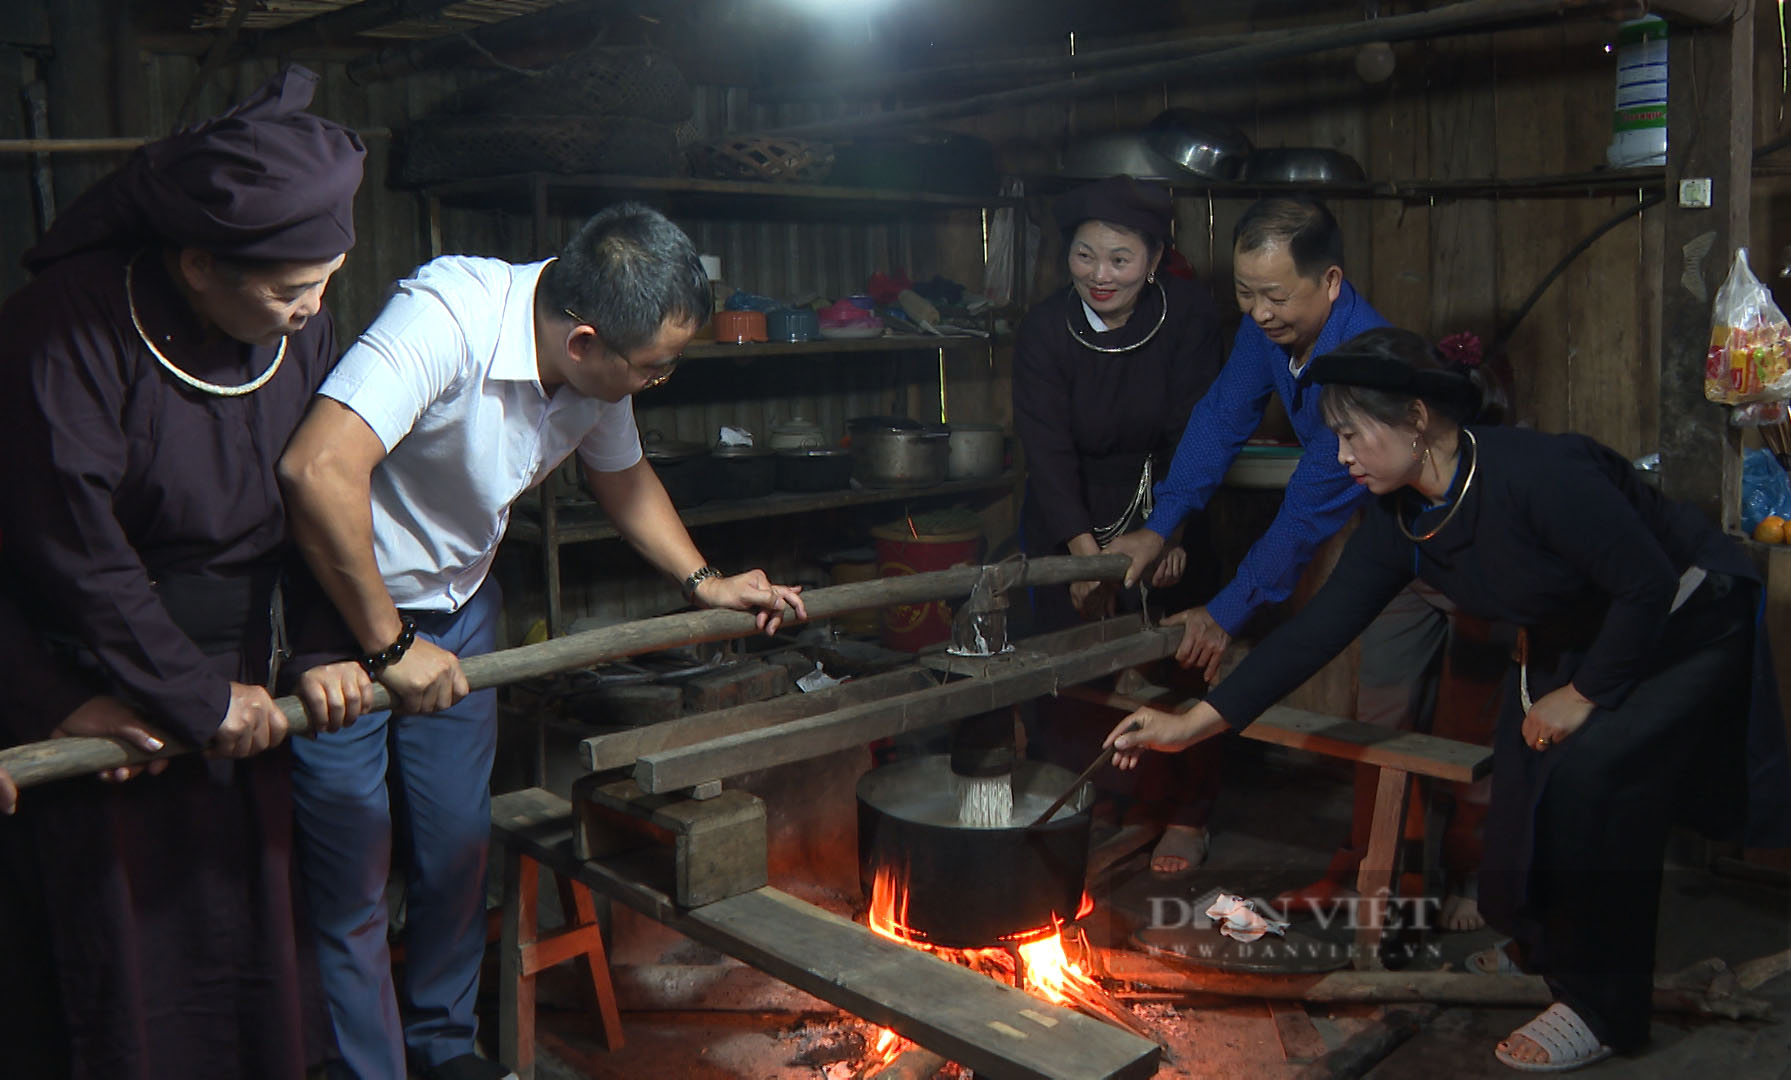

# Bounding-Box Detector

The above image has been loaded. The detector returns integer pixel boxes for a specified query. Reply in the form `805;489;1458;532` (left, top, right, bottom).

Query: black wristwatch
359;614;418;677
682;566;724;605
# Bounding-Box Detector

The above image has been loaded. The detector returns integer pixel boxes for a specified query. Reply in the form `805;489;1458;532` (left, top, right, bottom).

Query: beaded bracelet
359;614;418;677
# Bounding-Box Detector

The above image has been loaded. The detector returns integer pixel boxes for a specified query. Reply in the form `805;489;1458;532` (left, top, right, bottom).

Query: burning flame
867;1025;904;1070
865;865;1102;1005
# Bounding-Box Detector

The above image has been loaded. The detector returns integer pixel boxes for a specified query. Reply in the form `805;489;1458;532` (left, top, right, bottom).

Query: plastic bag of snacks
1706;248;1791;404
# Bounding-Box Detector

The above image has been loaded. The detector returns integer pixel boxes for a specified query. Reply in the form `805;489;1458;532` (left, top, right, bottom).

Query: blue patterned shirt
1143;279;1388;634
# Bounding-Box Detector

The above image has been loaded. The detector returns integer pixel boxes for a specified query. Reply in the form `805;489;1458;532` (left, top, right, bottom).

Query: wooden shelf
1023;167;1667;202
682;333;987;359
511;470;1020;545
423;172;1016;219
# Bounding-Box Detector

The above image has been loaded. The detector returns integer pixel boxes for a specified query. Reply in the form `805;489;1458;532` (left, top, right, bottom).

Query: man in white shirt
277;202;804;1080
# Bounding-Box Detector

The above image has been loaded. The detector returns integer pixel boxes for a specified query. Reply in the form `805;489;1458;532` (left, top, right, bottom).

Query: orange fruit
1756;515;1788;544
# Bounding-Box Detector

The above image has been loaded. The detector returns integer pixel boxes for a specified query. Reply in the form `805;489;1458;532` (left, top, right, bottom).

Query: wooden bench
490;787;1159;1080
1062;685;1494;970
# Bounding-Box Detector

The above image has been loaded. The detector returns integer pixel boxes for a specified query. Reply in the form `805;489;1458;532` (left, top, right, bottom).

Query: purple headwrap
24;66;366;273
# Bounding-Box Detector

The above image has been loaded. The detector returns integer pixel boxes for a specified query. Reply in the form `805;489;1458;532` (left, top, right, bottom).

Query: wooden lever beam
0;554;1128;790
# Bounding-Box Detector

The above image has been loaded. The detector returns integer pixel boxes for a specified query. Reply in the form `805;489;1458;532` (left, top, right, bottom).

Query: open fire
861;864;1105;1068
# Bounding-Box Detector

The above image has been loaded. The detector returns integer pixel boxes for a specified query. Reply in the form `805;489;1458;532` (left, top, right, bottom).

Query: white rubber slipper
1494;1002;1614;1073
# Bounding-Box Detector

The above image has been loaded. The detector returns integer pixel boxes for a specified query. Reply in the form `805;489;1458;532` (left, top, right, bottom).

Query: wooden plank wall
9;2;1791;640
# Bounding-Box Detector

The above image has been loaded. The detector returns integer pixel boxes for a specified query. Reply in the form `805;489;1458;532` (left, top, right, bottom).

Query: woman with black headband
1104;326;1791;1072
1012;174;1227;878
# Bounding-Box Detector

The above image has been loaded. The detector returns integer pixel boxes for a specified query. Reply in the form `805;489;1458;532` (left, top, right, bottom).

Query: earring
1147;271;1156;284
1411;437;1421;462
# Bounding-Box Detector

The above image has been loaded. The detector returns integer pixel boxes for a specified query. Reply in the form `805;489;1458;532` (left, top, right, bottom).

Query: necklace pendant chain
1398;428;1478;544
126;254;285;398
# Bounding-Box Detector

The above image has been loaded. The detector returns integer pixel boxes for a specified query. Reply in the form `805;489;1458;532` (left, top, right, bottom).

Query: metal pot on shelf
641;432;712;508
711;443;777;499
848;418;948;488
767;416;829;452
945;423;1005;481
774;447;853;493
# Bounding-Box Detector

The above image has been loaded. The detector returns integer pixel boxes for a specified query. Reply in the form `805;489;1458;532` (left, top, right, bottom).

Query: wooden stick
1027;720;1147;830
1292;1006;1436;1080
1095;949;1775;1020
864;1048;950;1080
0;130;393;154
0;554;1128;791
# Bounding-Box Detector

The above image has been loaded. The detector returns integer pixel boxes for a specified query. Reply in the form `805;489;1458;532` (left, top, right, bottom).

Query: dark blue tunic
1205;424;1790;1050
0;247;338;1079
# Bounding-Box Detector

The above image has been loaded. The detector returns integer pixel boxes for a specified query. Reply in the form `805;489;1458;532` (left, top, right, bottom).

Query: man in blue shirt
1108;195;1387;679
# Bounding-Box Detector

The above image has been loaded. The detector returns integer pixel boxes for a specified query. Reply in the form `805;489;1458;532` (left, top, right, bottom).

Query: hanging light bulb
1354;3;1394;84
1355;41;1397;83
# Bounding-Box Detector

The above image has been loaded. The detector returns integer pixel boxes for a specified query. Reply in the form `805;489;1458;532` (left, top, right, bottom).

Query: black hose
1490;190;1666;357
1494;128;1791;355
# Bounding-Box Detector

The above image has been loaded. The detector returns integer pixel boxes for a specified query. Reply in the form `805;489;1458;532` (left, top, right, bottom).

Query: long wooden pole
0;553;1128;790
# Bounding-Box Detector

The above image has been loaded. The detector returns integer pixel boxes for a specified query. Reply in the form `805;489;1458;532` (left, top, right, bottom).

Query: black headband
1308;351;1481;417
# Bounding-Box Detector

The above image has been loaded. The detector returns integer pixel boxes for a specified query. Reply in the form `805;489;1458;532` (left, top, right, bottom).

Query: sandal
1149;825;1210;880
1469;939;1523;975
1494;1002;1613;1072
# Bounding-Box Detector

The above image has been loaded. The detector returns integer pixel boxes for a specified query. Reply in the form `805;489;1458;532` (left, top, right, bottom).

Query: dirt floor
482;735;1791;1080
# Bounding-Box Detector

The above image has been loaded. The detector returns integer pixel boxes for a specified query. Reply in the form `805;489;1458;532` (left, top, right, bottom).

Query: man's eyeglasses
563;308;680;390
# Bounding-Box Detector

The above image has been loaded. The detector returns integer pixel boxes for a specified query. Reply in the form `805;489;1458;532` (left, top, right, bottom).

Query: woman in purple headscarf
0;67;372;1079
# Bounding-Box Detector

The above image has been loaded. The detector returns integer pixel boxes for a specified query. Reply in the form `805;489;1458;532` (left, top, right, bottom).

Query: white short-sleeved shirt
321;256;643;611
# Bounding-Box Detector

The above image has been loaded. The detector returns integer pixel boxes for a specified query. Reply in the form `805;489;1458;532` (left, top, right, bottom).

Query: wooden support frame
581;667;940;771
632;621;1180;793
572;774;769;907
1061;686;1493;783
1064;684;1492;971
498;845;625;1080
491;788;1159;1080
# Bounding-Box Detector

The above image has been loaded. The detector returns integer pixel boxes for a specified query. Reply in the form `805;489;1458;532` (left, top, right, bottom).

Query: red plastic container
871;521;983;651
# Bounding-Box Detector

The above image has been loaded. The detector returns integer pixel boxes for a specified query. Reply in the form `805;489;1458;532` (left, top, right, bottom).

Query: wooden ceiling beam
345;0;612;83
1645;0;1735;24
231;0;467;61
766;0;1638;139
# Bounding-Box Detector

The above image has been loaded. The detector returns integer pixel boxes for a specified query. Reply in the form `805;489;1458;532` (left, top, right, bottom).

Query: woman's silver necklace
1066;279;1167;353
126;254;284;397
1398;429;1478;543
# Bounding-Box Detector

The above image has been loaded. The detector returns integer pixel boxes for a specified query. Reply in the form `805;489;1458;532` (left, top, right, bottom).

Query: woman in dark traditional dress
1108;327;1791;1072
0;67;372;1080
1013;175;1227;877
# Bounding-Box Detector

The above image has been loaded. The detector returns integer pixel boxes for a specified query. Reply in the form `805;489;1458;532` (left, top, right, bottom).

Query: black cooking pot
642;434;712;508
857;755;1093;948
711;444;776;500
775;447;853;493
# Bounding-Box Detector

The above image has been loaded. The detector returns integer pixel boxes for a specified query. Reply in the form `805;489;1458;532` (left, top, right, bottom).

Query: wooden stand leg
500;850;540;1080
1354;766;1411;971
554;874;626;1049
498;846;626;1078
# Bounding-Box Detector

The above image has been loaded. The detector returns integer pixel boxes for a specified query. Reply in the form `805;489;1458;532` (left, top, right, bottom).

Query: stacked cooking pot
639;419;1007;503
849;417;1006;488
768;417;852;493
